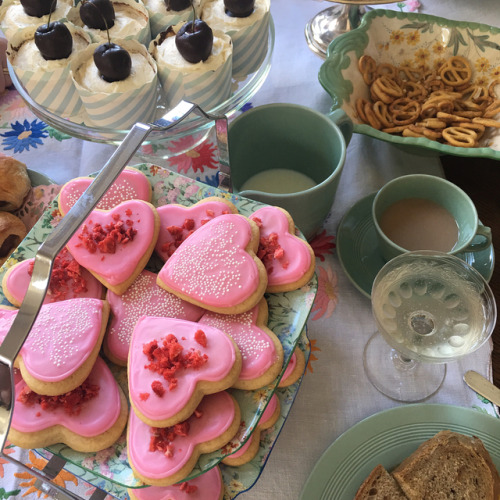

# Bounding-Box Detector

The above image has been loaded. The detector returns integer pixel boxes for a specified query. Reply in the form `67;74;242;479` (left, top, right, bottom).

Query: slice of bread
354;464;408;499
392;430;500;499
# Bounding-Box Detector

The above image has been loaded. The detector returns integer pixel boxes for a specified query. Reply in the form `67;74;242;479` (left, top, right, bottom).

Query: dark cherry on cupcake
164;0;191;12
224;0;254;17
20;0;56;17
175;18;213;63
34;2;73;61
80;0;115;30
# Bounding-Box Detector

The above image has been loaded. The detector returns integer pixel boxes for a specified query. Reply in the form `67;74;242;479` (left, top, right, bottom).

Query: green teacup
372;174;492;262
228;103;353;240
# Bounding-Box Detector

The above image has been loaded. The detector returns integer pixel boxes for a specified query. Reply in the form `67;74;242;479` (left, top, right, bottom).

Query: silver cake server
0;100;230;500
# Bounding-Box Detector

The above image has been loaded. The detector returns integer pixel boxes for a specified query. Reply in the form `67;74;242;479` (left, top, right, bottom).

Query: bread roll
0;212;27;266
0;156;31;211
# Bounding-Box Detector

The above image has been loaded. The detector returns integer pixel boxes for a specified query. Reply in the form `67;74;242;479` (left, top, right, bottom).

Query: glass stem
390;349;418;372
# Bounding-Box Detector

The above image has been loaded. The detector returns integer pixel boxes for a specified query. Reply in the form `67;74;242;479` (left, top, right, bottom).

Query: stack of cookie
1;164;315;494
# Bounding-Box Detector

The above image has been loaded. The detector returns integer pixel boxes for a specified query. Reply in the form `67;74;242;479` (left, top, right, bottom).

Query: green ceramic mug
228;103;353;240
372;174;492;262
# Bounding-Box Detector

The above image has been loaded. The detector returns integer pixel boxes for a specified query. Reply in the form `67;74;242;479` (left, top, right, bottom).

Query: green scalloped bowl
319;9;500;159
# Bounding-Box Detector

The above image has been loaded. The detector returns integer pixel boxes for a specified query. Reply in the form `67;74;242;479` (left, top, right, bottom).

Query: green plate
300;404;500;499
336;192;495;298
319;9;500;159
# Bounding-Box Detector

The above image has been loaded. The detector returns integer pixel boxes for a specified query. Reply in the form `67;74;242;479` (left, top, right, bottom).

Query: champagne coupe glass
305;0;398;58
363;250;497;402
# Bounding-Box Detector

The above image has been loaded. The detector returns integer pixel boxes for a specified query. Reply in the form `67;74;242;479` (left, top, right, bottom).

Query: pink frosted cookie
155;197;238;261
198;298;283;390
128;317;242;427
250;206;315;293
2;247;103;307
222;393;280;467
127;465;224;500
128;391;240;486
8;357;128;453
0;298;109;396
278;347;306;387
104;270;204;366
58;167;152;216
157;214;267;314
66;200;160;295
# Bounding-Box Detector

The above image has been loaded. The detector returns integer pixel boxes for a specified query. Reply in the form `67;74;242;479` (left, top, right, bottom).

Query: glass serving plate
0;164;317;490
33;328;311;499
319;9;500;160
9;18;275;152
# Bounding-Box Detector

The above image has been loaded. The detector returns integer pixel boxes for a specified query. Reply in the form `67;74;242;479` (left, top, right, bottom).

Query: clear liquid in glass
372;257;488;363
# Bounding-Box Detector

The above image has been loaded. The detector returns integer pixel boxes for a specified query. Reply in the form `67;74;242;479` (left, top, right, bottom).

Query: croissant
0;156;31;211
0;212;27;266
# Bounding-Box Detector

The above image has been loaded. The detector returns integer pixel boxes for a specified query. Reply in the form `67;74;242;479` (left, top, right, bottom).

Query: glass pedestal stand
363;330;447;402
305;1;398;58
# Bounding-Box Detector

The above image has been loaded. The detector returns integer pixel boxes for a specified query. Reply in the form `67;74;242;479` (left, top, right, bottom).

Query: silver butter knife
464;370;500;406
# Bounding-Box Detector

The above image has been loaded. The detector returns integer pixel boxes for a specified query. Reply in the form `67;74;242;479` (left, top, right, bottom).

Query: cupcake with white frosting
0;0;74;41
7;23;91;119
149;20;232;110
70;38;158;128
201;0;270;77
68;0;151;46
142;0;201;40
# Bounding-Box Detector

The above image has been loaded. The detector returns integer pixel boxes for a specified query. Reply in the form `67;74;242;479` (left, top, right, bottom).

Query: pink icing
228;394;278;459
0;298;106;382
105;270;204;364
128;391;236;480
129;317;237;421
281;352;297;383
66;200;157;287
155;200;234;261
158;214;260;308
3;252;103;306
58;168;151;215
250;206;312;286
129;466;223;500
198;303;277;381
11;357;122;437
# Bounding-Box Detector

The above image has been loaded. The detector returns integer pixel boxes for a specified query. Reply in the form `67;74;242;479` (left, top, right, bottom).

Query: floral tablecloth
1;1;499;499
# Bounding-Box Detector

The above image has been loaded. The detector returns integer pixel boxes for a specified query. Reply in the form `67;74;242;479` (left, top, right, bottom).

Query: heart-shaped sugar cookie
250;206;315;293
157;214;267;314
66;200;159;295
0;299;109;396
128;391;240;486
155;197;238;261
9;357;128;452
128;317;241;427
58;167;151;215
198;298;283;390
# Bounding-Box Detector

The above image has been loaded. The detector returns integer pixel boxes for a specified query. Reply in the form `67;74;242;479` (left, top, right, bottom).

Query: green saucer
336;192;495;298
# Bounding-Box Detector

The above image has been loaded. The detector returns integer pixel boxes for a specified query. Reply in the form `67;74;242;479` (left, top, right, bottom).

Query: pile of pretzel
356;54;500;147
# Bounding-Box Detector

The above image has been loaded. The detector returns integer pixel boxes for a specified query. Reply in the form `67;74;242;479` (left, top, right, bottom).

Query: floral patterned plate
0;164;317;489
319;9;500;159
33;328;311;499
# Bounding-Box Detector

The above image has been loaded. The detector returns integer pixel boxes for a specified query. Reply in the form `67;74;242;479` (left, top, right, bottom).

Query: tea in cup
372;174;492;262
228;103;353;240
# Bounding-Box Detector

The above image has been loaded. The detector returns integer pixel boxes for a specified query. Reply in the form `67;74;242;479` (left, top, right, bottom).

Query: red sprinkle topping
28;248;88;301
151;380;165;397
139;392;150;401
76;217;137;254
143;334;208;391
179;482;198;493
256;231;289;273
17;380;99;416
194;329;207;348
149;420;191;456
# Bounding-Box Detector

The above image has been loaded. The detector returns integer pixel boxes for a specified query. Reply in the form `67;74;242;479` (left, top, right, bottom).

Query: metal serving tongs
0;100;231;500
